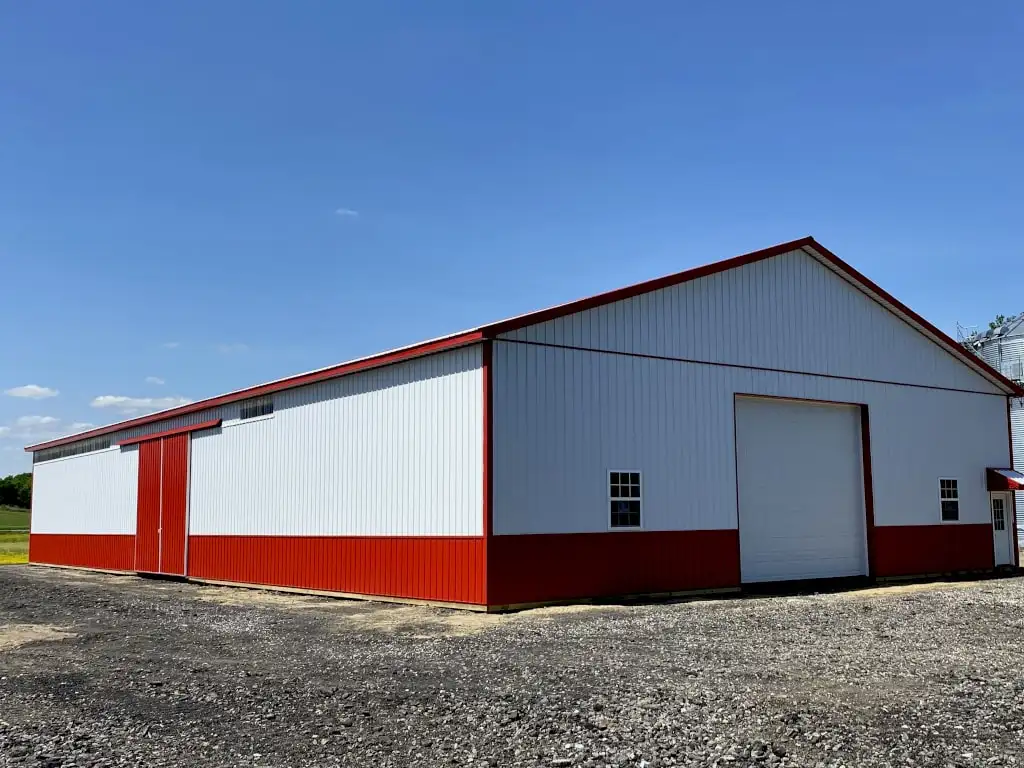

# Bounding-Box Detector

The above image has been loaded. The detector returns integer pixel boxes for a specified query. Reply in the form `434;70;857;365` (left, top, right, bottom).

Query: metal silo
966;317;1024;538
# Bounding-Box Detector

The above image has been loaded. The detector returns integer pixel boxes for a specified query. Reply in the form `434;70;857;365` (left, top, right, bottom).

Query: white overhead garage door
735;397;868;583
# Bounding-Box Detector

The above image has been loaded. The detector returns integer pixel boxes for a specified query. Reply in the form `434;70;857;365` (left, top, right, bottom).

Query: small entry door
991;492;1014;567
134;434;190;575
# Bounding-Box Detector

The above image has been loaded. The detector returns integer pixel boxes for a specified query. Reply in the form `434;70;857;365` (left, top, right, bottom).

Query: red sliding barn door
135;441;162;573
134;434;191;576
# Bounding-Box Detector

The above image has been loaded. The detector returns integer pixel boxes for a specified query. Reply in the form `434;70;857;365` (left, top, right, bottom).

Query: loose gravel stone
1;567;1024;767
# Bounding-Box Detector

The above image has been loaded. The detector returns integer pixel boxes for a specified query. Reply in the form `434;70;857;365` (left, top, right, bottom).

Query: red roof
26;236;1023;452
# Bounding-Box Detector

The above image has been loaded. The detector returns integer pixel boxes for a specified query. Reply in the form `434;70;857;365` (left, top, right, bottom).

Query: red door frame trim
118;419;222;446
860;405;876;578
732;393;876;580
482;340;493;603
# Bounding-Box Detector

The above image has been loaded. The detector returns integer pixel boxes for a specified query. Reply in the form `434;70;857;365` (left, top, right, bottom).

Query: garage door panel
736;397;867;583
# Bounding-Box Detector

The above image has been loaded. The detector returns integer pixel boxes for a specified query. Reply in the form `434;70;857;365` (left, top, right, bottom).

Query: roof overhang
25;330;485;453
987;468;1024;492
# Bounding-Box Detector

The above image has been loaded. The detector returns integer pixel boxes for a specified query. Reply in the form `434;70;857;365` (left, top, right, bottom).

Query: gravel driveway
1;566;1023;768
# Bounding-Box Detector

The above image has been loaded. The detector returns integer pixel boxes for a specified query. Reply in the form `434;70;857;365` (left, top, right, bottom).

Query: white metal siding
735;398;867;582
189;345;483;537
492;341;1007;535
31;447;139;535
499;249;1001;395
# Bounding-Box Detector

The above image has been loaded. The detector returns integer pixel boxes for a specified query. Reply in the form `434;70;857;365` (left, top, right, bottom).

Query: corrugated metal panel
31;447;139;535
135;440;161;572
973;334;1024;383
29;534;135;571
160;434;189;575
874;524;993;575
188;535;485;604
499;249;1001;394
189;345;483;537
488;530;738;606
492;340;1008;535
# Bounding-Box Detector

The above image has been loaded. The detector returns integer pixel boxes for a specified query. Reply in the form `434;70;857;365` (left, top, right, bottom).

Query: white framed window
609;471;642;528
939;478;959;522
239;395;274;421
992;497;1006;531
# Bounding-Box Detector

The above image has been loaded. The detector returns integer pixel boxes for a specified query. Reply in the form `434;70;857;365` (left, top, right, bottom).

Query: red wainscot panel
487;529;740;607
30;534;136;572
873;524;994;577
187;536;486;605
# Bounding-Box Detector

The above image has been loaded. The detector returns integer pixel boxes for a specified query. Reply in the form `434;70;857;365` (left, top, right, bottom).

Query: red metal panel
117;419;221;446
187;536;486;605
488;530;740;607
134;440;162;573
159;434;189;576
873;524;995;577
29;534;136;571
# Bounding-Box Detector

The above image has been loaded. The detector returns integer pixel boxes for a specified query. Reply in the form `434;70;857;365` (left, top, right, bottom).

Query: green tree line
0;473;31;508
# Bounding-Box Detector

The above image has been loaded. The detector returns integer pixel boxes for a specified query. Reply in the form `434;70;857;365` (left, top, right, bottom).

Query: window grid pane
609;471;642;528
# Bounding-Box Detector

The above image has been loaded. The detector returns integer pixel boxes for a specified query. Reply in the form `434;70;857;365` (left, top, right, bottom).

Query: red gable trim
26;331;485;452
480;236;1024;398
117;419;222;446
804;241;1024;398
26;236;1021;454
481;237;816;336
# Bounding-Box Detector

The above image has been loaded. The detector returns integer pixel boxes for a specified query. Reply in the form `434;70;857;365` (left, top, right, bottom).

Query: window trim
938;477;960;523
238;395;274;422
608;469;643;530
992;496;1006;531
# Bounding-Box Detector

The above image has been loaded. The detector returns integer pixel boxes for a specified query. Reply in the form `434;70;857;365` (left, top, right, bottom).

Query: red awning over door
987;468;1024;492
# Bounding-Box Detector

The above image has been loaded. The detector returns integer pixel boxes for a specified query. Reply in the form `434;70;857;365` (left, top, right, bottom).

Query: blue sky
1;1;1022;476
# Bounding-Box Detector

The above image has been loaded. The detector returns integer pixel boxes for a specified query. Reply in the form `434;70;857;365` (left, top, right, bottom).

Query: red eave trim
26;330;485;452
117;419;222;446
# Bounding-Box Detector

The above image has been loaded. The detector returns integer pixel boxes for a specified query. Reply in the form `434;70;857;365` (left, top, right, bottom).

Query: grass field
0;506;30;564
0;532;29;565
0;505;30;531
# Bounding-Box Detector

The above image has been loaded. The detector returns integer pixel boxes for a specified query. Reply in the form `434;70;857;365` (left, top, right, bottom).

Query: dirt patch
836;580;985;599
195;584;329;610
0;623;76;651
336;605;504;637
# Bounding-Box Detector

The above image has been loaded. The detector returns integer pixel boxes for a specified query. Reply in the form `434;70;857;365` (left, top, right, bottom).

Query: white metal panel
189;345;483;537
31;447;139;535
500;249;1002;394
492;340;1007;535
735;397;866;582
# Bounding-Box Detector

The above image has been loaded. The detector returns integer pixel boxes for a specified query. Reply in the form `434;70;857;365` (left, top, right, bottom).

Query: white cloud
335;207;359;218
69;422;96;432
0;415;63;442
216;343;249;355
145;376;165;385
162;341;181;349
15;415;58;427
90;395;192;415
5;384;59;399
